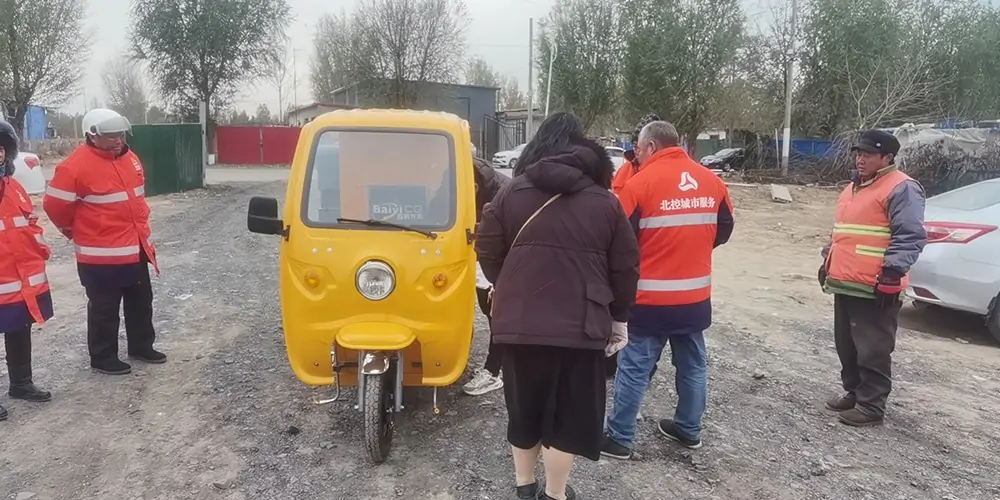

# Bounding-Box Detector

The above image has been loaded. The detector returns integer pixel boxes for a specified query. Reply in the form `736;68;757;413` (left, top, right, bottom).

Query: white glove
605;321;628;357
475;262;493;290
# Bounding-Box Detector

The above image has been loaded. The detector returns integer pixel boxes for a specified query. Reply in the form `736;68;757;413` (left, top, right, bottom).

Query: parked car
905;178;1000;342
699;147;744;171
492;143;526;168
606;146;626;171
12;151;45;195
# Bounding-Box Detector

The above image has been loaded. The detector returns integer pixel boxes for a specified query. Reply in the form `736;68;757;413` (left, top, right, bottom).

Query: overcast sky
67;0;773;115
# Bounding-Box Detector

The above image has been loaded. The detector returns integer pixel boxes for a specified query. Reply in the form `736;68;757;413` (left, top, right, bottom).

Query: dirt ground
2;178;999;500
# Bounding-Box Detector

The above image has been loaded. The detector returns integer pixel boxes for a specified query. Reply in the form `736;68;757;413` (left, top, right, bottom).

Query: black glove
875;267;903;308
817;264;827;288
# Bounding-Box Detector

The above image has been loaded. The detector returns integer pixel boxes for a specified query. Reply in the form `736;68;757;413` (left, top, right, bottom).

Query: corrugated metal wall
216;125;301;165
130;124;204;196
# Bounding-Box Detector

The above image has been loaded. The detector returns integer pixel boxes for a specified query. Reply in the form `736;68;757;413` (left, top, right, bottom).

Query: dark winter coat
476;140;640;350
473;157;508;221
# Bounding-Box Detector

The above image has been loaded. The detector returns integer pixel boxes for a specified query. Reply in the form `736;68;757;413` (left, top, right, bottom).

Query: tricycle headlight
356;261;395;301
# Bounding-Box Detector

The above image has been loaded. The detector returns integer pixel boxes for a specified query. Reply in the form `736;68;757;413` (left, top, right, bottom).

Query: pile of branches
899;141;1000;196
735;136;851;186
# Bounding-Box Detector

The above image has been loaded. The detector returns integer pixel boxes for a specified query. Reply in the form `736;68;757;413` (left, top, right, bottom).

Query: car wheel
988;293;1000;344
508;158;517;169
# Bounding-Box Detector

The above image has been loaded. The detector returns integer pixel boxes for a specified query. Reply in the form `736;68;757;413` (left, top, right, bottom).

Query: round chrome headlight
356;261;395;301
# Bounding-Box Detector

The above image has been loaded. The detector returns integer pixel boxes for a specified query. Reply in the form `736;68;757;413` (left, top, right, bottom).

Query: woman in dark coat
476;112;640;500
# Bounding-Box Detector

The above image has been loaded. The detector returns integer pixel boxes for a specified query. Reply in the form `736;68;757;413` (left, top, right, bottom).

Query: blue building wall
24;105;47;140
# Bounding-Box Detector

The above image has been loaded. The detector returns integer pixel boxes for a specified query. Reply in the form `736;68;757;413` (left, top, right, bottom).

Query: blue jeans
606;327;707;447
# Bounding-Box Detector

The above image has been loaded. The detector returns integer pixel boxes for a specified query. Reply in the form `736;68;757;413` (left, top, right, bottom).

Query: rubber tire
988;293;1000;345
362;364;395;464
508;158;517;170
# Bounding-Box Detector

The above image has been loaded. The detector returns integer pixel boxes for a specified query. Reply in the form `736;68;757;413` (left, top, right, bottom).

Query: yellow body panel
278;109;477;387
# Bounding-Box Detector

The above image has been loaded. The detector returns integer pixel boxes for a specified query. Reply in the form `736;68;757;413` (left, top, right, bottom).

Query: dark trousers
86;267;156;362
476;287;501;376
4;326;33;386
834;294;900;417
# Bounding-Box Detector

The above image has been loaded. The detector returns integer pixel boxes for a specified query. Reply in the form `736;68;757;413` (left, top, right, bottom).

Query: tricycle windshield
302;128;456;229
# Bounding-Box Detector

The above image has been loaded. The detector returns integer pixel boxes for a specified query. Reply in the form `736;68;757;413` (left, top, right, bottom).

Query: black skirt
501;343;606;461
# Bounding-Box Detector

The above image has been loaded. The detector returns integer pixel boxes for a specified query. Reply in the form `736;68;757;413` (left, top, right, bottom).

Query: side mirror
248;196;283;235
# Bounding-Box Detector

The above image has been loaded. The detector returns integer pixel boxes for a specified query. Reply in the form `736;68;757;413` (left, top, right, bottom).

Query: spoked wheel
362;361;395;463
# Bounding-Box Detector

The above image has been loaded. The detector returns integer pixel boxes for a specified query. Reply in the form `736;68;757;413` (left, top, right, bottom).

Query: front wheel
508;158;517;169
988;293;1000;345
362;364;395;463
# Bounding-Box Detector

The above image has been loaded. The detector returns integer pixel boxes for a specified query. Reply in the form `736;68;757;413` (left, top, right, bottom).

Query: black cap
852;130;899;155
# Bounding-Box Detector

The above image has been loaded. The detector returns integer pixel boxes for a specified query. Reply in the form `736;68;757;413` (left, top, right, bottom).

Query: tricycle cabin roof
306;108;471;133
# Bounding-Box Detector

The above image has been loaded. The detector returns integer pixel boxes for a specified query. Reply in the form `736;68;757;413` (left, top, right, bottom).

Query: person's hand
875;268;903;308
606;321;628;357
817;264;827;288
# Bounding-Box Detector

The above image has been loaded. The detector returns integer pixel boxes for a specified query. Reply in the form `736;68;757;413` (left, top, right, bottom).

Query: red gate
216;125;301;165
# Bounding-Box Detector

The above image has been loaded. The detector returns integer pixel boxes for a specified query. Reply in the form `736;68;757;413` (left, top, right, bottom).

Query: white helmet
82;108;132;137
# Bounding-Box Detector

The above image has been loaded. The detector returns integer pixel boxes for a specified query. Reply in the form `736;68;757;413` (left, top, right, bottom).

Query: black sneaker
539;485;576;500
515;482;539;499
91;359;133;375
657;419;703;449
0;403;7;421
600;435;632;460
129;349;167;364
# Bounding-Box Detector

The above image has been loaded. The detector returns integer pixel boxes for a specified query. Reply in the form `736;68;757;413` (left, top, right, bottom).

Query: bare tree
843;53;950;130
266;44;294;122
499;76;527;110
311;0;469;107
465;57;500;88
0;0;88;137
102;57;149;124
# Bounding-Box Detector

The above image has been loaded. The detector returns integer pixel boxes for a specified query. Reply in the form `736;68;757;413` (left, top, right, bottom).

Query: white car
606;146;626;171
905;178;1000;342
13;151;45;194
492;143;526;169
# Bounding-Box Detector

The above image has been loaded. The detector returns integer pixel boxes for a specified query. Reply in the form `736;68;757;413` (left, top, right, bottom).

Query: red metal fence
215;125;301;165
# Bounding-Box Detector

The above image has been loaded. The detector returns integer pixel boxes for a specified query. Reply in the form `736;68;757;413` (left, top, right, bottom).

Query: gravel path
2;181;999;500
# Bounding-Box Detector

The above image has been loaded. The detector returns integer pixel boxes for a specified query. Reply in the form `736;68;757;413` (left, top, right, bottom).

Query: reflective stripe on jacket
825;167;912;298
617;147;732;307
0;177;53;328
42;144;158;274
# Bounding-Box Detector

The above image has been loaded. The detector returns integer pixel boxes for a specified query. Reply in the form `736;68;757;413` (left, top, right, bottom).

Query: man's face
855;151;891;178
634;137;655;165
91;132;126;155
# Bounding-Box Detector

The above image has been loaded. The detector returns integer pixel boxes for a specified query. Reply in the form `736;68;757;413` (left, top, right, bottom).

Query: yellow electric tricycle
247;109;478;463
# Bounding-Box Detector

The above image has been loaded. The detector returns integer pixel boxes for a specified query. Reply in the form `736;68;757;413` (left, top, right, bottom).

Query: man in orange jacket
602;121;734;459
820;130;926;427
43;108;165;375
0;120;53;421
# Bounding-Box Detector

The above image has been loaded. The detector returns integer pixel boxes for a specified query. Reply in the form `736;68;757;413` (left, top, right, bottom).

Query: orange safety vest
826;168;911;294
42;144;159;274
618;147;730;306
611;158;637;195
0;177;51;325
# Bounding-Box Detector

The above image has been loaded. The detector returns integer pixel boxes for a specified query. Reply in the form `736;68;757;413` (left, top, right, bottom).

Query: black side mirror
248;196;283;235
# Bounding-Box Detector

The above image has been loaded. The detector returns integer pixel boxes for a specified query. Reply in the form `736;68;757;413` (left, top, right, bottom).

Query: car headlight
356;261;395;301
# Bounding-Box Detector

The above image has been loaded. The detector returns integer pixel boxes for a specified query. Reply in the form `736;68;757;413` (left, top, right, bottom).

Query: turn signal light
432;273;448;288
304;270;321;288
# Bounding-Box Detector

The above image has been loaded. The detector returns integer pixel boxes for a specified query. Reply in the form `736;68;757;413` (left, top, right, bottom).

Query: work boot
91;358;133;375
838;408;884;427
128;348;167;364
825;392;856;412
5;328;52;402
0;403;7;421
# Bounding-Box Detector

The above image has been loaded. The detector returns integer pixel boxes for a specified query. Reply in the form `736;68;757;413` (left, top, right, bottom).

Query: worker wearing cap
819;129;926;427
43;108;165;376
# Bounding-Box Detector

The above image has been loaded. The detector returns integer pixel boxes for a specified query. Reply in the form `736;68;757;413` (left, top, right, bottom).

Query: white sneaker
462;368;503;396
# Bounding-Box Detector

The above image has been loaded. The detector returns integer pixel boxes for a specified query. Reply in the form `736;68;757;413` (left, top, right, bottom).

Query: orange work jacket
0;176;52;327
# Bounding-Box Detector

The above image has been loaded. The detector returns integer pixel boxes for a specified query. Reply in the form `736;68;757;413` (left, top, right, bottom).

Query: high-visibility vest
827;168;911;292
0;177;52;326
42;144;159;274
618;147;730;306
611;158;637;195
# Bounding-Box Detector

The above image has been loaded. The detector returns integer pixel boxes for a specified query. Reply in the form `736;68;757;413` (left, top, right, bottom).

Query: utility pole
527;17;534;141
544;23;558;118
292;49;299;124
781;0;798;177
